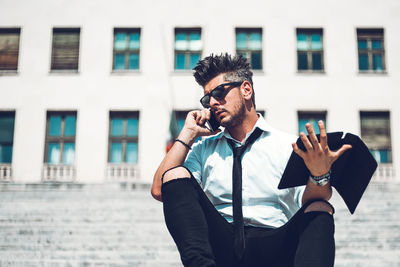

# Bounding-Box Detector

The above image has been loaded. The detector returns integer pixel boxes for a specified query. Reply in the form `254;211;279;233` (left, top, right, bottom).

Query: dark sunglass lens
201;96;210;107
212;87;226;99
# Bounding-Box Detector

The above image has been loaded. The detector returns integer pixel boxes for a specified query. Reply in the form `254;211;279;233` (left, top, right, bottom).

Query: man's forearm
301;180;332;205
151;130;196;201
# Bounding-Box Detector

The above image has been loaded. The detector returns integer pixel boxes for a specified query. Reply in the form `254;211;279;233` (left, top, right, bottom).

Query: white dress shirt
184;115;305;228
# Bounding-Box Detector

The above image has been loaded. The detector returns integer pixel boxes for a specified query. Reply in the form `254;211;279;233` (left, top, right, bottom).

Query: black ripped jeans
161;173;335;267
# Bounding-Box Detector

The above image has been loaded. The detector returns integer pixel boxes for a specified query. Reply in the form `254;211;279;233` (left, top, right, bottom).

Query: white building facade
0;0;399;184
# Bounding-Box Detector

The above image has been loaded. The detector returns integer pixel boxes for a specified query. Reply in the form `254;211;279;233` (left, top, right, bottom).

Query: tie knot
228;128;263;158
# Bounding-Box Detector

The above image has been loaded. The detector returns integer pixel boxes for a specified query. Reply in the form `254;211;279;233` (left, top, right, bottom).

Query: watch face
309;176;330;186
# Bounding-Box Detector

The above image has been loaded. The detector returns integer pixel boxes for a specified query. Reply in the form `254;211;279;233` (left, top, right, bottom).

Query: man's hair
193;53;255;107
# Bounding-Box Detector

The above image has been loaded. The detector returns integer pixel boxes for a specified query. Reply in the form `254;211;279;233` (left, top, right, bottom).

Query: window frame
360;111;392;163
112;28;141;72
357;28;386;73
108;111;140;164
174;28;202;71
235;28;263;70
0;28;21;73
44;111;77;164
296;28;324;73
50;28;81;72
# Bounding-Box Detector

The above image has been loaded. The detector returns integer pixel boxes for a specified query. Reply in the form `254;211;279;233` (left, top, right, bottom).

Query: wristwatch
309;170;331;186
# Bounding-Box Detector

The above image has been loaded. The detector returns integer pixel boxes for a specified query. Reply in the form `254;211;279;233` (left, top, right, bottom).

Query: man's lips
214;110;227;119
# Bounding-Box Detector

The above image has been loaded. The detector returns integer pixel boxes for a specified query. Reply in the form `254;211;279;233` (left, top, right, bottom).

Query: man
151;53;351;267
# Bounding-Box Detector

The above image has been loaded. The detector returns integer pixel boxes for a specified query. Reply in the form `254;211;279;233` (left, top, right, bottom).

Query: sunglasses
200;82;243;108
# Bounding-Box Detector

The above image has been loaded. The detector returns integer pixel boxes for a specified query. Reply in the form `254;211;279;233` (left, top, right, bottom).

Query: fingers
198;109;209;126
190;109;209;126
300;132;313;152
318;120;328;149
305;123;321;151
333;144;352;159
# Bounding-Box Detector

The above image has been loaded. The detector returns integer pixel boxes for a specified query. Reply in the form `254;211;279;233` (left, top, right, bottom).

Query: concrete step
0;181;399;266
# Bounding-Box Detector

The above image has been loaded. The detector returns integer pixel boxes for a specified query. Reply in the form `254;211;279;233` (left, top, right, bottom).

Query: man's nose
209;95;220;107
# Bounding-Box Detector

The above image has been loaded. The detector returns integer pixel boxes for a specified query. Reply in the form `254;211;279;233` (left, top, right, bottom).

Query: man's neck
228;111;259;142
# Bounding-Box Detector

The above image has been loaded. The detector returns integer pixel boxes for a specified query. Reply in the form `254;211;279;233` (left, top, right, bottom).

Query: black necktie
227;128;263;260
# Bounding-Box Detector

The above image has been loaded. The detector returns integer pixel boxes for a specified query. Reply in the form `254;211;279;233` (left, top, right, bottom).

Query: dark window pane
379;149;390;163
175;53;186;69
236;32;247;49
297;53;308;70
114;53;125;70
129;33;140;50
312;53;322;70
358;39;367;49
298;116;326;134
126;118;138;137
358;54;369;70
190;53;200;69
0;144;12;163
49;116;61;136
189;32;201;51
126;142;138;163
111;119;123;136
373;54;383;71
177;118;185;132
0;115;15;143
310;34;322;50
64;115;76;136
110;142;123;163
249;33;262;50
128;53;139;69
175;33;187;50
369;149;391;163
48;143;60;164
372;40;382;49
297;34;308;51
251;52;262;70
114;33;127;50
63;143;75;164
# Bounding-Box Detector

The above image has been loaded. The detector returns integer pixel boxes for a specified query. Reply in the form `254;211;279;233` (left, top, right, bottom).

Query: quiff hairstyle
193;53;255;107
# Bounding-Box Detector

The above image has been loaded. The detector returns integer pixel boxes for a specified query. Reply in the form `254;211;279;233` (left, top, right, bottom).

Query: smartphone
206;111;220;132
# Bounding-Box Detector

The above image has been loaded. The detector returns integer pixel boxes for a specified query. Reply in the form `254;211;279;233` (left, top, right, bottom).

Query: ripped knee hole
304;201;334;215
162;166;191;184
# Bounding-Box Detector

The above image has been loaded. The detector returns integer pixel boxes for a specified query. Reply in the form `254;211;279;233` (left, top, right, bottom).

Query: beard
218;98;246;128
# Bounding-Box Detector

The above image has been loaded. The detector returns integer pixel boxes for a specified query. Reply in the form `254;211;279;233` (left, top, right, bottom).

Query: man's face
203;74;246;128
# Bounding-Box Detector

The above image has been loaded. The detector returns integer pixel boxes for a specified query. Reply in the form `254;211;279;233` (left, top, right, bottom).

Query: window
298;111;327;134
0;112;15;163
51;28;80;71
0;28;20;71
44;111;77;164
360;111;392;163
174;111;187;133
174;28;201;70
357;29;385;72
113;28;140;70
236;28;262;70
296;28;324;71
108;112;139;164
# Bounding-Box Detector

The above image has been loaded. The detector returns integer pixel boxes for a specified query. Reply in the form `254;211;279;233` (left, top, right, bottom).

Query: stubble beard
219;99;246;129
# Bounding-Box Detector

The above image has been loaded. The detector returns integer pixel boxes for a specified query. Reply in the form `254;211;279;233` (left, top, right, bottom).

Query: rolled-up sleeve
183;141;203;184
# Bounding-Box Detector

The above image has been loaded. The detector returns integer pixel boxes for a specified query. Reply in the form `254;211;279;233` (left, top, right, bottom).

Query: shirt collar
222;113;273;144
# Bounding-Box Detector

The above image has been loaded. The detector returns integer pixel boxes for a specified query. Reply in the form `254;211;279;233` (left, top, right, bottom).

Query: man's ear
241;81;253;101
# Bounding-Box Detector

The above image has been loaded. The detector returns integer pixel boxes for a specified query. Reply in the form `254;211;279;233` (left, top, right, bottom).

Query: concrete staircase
0;181;399;267
332;181;400;267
